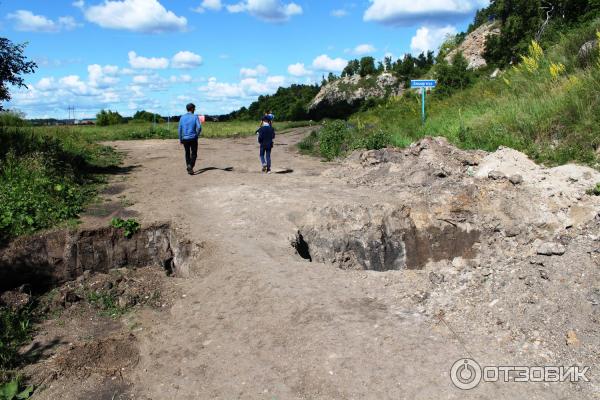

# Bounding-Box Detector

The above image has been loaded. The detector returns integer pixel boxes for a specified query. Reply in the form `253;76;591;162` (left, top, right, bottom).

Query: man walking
178;103;202;175
257;115;275;173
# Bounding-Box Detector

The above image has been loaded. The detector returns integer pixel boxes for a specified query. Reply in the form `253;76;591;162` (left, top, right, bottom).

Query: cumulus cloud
128;51;169;69
76;0;187;33
192;0;222;12
198;75;287;102
88;64;120;88
7;10;81;32
351;44;376;55
240;64;268;78
226;0;302;22
171;51;203;69
287;63;312;77
410;25;457;54
363;0;489;26
312;54;348;72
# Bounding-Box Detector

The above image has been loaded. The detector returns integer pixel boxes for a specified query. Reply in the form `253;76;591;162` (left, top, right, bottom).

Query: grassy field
32;120;313;142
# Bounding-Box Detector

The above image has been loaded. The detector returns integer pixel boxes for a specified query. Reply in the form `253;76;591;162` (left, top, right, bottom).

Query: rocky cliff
446;22;500;70
308;73;403;120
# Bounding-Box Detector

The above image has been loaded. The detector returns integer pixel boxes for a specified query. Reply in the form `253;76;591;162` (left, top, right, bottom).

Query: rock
539;269;550;280
509;174;523;185
587;288;600;306
308;73;403;119
490;68;500;78
445;22;501;70
578;40;598;65
412;290;430;303
103;281;114;291
504;226;521;238
433;166;451;178
566;330;581;347
429;272;445;285
488;170;506;180
536;242;566;256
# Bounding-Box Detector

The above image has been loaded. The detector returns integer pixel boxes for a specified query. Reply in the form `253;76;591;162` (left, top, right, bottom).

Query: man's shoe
262;166;267;173
187;165;193;175
267;168;271;174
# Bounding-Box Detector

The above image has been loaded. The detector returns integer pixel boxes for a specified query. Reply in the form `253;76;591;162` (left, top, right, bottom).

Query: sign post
410;80;437;124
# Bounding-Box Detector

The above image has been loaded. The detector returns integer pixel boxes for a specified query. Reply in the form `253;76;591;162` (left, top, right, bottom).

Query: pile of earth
292;137;600;396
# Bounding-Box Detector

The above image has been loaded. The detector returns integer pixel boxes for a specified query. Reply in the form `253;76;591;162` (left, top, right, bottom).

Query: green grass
33;120;314;142
350;24;600;167
0;306;33;382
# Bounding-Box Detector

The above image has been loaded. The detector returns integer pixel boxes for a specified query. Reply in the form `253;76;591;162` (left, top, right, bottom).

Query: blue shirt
178;112;202;142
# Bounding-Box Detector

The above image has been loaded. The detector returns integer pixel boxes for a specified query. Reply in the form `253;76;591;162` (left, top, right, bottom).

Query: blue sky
1;0;489;119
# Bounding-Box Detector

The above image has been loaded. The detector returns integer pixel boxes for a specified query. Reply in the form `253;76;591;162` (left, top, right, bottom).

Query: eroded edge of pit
0;222;194;292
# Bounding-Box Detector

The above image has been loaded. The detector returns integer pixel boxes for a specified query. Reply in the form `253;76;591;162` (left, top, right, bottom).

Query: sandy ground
65;128;593;400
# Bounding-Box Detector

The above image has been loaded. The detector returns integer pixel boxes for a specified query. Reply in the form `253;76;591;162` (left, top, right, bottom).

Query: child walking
256;116;275;173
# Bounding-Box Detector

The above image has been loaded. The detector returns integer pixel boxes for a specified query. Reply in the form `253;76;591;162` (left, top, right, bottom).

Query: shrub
319;120;353;160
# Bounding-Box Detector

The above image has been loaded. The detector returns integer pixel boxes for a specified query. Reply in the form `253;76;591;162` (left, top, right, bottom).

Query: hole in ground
292;232;312;262
0;223;193;293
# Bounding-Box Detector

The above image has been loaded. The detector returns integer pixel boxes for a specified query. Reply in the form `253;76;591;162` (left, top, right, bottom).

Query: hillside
348;20;600;167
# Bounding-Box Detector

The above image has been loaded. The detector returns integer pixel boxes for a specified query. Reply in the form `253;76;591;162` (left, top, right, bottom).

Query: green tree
359;57;376;77
0;38;37;110
96;109;125;126
435;52;473;95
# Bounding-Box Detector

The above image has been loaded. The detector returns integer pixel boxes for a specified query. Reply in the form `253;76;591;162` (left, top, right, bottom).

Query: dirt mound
298;137;600;270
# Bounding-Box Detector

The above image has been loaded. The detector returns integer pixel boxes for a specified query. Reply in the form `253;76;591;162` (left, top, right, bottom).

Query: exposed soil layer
0;223;193;292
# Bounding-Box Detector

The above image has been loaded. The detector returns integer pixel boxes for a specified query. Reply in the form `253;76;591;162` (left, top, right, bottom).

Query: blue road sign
410;80;437;88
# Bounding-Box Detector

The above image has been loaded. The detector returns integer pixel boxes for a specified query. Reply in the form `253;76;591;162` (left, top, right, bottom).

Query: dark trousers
182;139;198;168
260;145;272;169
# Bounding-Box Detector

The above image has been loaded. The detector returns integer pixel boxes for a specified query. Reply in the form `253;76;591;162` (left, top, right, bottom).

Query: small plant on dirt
0;377;33;400
110;218;140;238
86;291;128;318
319;120;353;161
0;306;32;373
297;130;319;154
586;183;600;196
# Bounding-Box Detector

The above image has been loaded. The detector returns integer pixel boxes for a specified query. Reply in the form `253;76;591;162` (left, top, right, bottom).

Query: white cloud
78;0;187;33
364;0;489;26
410;25;457;54
352;44;376;55
172;51;203;69
88;64;120;88
7;10;81;32
128;51;169;69
226;0;302;22
331;9;348;18
287;63;312;77
240;64;268;78
312;54;348;72
193;0;222;12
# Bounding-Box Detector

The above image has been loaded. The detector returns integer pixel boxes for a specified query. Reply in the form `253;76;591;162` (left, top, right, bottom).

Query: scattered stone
529;256;545;266
429;272;445;285
587;288;600;306
412;291;430;303
504;226;521;237
488;170;506;180
536;242;566;256
0;290;31;311
566;330;581;347
103;281;114;291
509;174;523;185
539;269;550;280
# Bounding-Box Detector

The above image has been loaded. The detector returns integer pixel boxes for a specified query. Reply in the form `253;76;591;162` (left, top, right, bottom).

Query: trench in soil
0;223;192;293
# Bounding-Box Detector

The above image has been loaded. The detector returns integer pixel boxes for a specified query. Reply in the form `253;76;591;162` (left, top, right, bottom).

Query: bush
319;120;353;160
0;305;32;372
435;52;474;95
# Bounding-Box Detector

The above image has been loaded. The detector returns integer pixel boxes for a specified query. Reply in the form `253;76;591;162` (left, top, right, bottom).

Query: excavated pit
293;205;481;271
0;222;193;292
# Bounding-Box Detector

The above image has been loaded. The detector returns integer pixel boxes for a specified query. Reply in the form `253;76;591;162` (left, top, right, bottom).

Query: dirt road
78;128;588;399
